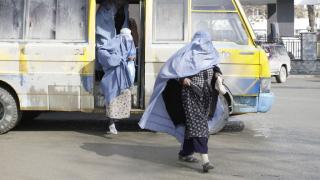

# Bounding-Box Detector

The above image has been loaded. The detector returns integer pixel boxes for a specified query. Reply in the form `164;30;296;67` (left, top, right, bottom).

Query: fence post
301;32;317;61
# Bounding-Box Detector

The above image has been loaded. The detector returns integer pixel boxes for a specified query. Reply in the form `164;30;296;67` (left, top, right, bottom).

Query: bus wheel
209;95;230;135
0;87;20;134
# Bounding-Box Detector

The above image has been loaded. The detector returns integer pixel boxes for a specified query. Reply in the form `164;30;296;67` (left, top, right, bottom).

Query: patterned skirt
181;68;214;139
106;89;131;119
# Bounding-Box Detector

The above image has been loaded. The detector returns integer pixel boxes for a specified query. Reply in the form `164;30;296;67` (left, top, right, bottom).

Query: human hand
215;72;222;78
182;78;192;86
128;56;136;61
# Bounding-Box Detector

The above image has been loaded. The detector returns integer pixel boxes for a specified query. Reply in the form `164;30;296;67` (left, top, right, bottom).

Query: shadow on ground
14;112;244;136
14;112;143;133
80;142;203;172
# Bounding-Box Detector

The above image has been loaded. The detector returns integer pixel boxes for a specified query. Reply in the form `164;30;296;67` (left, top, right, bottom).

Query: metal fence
254;29;320;60
281;37;301;60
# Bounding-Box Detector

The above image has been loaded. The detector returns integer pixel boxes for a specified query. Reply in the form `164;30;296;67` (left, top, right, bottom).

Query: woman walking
178;63;224;172
139;31;225;173
96;0;130;133
97;28;136;134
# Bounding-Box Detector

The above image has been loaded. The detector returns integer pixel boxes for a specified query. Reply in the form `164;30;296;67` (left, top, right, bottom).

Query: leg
201;154;214;173
200;154;210;164
192;138;214;173
188;137;214;172
178;138;199;163
108;118;115;126
107;118;118;134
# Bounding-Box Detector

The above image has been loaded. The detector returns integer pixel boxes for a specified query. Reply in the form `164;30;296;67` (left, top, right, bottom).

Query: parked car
261;44;291;83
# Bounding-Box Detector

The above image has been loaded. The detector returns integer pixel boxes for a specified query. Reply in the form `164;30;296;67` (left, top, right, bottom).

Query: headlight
260;78;271;93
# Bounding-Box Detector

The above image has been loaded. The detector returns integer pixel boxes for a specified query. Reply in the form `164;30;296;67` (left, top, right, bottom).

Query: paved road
0;77;319;180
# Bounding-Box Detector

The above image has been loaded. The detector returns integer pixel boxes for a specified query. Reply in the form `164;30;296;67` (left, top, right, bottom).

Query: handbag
127;60;135;84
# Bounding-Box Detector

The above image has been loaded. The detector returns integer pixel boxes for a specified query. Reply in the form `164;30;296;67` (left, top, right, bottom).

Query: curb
288;75;320;78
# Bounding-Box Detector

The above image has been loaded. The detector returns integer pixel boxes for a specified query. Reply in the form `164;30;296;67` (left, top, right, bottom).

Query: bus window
192;0;235;10
192;13;248;45
56;0;87;40
27;0;56;39
0;0;24;40
26;0;87;41
153;0;185;42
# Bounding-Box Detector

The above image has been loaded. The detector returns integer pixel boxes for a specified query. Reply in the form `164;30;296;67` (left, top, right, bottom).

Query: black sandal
202;162;214;173
179;155;199;163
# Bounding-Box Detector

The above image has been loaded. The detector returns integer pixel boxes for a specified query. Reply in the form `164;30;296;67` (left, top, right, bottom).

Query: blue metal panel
258;92;275;113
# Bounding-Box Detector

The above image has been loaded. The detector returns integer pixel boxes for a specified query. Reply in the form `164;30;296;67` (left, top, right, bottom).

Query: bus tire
209;95;230;135
0;87;20;134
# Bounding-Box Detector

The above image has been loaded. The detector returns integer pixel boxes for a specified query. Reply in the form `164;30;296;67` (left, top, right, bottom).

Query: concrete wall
291;60;320;75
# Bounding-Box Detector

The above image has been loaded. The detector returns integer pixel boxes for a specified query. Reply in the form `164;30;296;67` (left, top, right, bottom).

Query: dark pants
179;137;208;156
108;118;115;126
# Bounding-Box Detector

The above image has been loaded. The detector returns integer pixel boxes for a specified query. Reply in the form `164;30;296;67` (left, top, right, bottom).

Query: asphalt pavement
0;77;319;180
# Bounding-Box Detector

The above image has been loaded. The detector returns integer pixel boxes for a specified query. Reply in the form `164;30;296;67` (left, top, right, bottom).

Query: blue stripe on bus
224;77;260;95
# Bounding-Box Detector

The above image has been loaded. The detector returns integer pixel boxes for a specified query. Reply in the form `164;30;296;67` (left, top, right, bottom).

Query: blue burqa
96;1;128;47
97;34;133;105
139;31;224;143
96;1;129;70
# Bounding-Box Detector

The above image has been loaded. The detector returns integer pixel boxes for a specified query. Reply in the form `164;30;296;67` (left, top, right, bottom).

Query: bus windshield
192;12;249;45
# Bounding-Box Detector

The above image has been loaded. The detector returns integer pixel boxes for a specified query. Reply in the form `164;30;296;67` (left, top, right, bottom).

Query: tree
307;5;316;32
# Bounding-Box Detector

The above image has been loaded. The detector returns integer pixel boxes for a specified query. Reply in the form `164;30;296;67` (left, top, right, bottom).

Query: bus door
94;0;145;110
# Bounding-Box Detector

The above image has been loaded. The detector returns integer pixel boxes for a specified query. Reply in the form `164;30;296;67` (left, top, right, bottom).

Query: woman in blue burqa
139;31;225;173
96;0;132;134
97;28;136;135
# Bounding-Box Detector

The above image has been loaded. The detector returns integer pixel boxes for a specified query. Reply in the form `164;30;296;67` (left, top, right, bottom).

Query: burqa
96;0;129;70
97;34;134;105
139;31;224;143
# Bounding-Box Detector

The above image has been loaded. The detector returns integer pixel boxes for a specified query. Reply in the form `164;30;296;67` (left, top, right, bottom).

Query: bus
0;0;274;134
